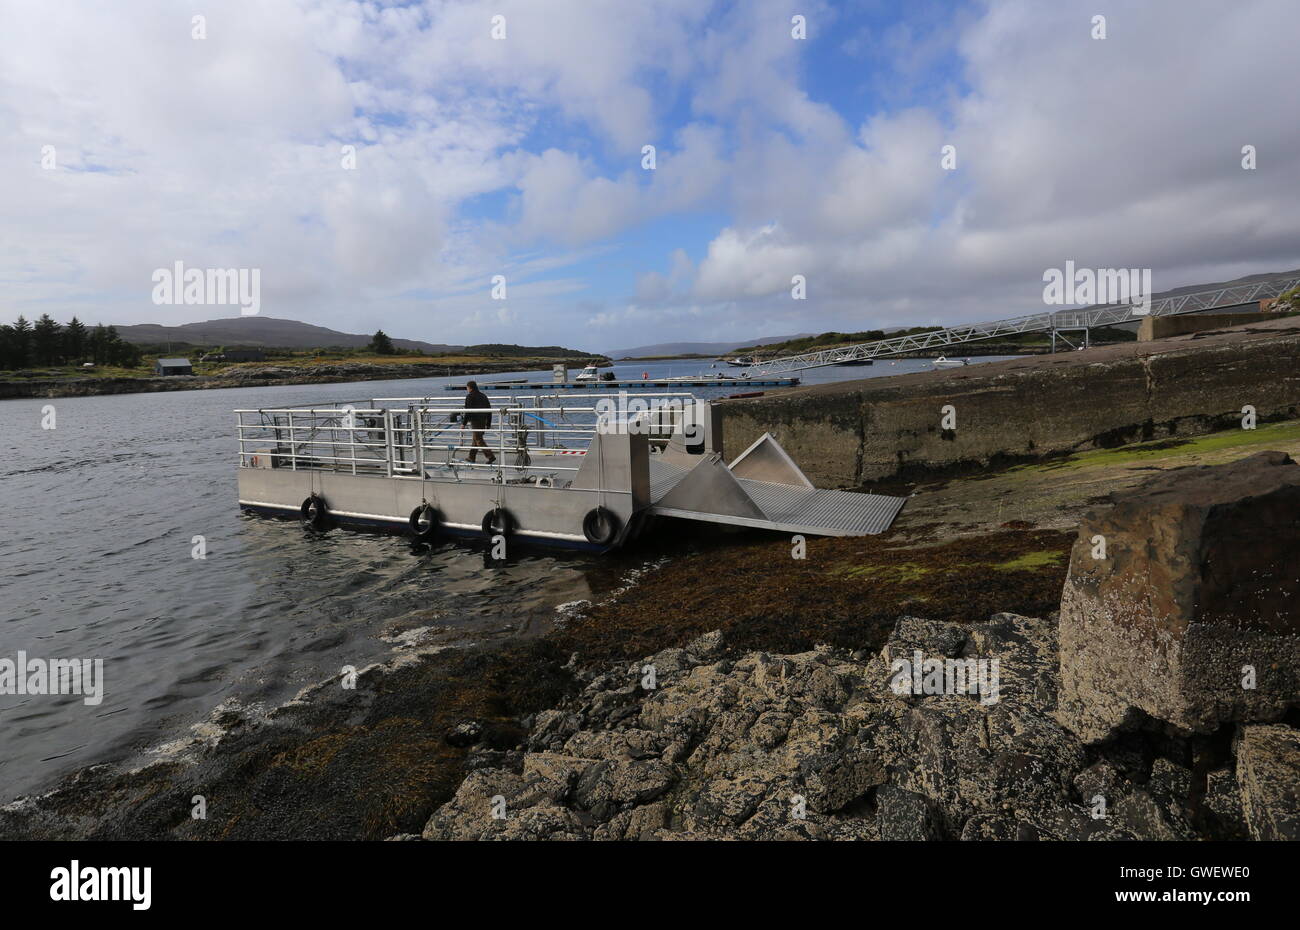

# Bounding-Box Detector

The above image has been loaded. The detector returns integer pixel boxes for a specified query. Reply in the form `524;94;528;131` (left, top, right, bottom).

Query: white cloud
688;0;1300;334
2;0;1298;351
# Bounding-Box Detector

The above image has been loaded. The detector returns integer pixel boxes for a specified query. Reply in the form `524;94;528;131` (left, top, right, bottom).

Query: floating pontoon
444;376;800;390
235;393;905;551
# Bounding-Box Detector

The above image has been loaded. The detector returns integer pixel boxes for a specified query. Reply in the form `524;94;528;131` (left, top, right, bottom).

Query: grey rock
1073;760;1123;809
444;721;483;748
686;629;726;661
526;709;583;752
1058;452;1300;742
882;615;968;663
1108;759;1197;840
960;812;1019;841
571;759;677;820
1237;724;1300;840
1204;767;1250;840
800;747;885;813
876;786;944;840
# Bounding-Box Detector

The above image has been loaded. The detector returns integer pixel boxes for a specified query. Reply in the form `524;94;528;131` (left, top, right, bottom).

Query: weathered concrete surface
1236;724;1300;840
1137;312;1269;341
1057;452;1300;743
721;316;1300;486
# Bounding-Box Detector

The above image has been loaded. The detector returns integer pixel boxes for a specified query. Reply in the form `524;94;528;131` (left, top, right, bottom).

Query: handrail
235;397;691;478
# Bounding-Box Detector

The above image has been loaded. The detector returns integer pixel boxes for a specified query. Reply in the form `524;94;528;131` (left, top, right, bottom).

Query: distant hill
116;317;460;354
603;334;814;359
463;344;605;360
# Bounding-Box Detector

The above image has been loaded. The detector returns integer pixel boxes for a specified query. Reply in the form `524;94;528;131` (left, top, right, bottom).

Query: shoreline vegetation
0;354;609;400
0;313;611;399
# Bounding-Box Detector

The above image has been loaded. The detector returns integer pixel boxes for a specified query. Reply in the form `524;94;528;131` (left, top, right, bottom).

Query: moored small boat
932;355;970;369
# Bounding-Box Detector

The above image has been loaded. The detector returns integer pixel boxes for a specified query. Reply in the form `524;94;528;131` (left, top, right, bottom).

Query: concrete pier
720;316;1300;487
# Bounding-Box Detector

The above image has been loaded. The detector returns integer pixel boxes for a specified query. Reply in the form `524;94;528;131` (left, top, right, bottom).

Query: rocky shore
2;432;1295;841
424;614;1252;841
424;452;1299;841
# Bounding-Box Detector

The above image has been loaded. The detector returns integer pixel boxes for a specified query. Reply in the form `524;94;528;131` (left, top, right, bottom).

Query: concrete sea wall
1137;312;1270;340
720;317;1300;486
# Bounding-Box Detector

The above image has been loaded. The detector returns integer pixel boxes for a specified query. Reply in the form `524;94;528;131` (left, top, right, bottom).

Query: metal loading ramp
647;433;905;536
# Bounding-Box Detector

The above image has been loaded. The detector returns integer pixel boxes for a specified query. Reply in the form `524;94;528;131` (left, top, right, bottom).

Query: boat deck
236;397;905;548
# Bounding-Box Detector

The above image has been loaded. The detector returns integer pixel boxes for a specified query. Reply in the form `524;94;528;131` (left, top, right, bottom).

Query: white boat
573;364;601;382
932;356;969;369
659;371;749;382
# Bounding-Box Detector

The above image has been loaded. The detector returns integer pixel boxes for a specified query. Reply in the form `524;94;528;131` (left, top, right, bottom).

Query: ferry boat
235;393;905;551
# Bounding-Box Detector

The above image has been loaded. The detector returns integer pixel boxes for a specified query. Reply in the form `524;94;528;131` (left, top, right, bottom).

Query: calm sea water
0;355;1017;799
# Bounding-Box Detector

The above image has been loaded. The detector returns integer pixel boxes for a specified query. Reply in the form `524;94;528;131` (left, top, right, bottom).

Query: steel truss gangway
751;275;1300;375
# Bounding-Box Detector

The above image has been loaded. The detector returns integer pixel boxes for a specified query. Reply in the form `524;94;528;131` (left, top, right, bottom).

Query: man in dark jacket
462;380;496;465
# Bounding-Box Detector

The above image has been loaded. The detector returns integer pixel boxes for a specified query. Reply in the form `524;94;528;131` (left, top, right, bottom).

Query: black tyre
481;507;516;538
582;506;622;546
408;504;442;542
300;494;328;530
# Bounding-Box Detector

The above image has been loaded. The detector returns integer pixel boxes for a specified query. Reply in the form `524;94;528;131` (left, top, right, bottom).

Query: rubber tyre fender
301;494;328;530
408;504;443;542
481;507;516;538
582;506;622;547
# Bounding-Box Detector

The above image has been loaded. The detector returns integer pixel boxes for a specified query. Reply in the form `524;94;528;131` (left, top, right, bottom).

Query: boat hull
238;466;638;551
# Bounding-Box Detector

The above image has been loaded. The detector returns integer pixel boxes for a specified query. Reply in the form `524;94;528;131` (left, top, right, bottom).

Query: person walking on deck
462;380;496;465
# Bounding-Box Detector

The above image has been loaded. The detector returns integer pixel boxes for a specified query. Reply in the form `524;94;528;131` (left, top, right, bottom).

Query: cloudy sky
2;0;1298;351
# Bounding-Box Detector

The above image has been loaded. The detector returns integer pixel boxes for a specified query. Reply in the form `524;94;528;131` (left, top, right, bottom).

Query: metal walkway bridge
752;275;1300;375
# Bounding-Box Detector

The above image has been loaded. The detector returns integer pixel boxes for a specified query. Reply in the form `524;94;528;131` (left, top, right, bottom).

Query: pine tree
89;324;108;365
11;316;31;367
64;317;88;362
369;330;396;355
0;324;15;370
33;314;62;365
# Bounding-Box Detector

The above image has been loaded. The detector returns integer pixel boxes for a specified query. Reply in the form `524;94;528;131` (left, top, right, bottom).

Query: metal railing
750;275;1300;374
236;394;697;482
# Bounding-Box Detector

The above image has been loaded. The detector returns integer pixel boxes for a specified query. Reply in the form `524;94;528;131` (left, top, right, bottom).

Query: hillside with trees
0;314;142;370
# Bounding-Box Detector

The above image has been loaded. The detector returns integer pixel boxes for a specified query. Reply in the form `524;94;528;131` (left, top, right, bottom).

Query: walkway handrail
750;275;1300;374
